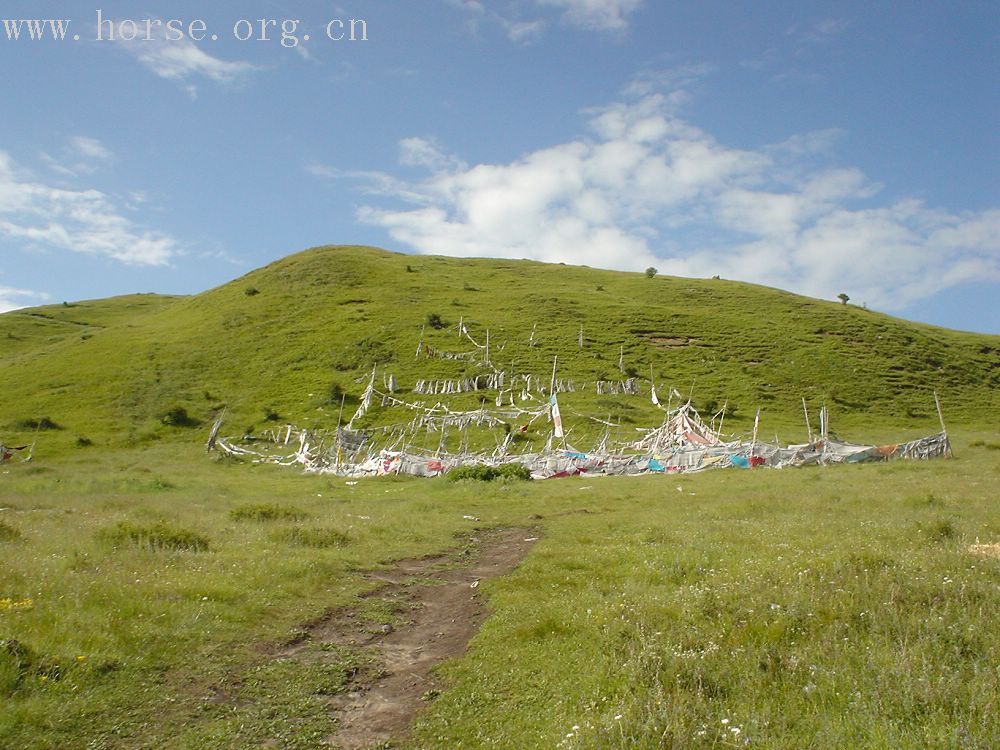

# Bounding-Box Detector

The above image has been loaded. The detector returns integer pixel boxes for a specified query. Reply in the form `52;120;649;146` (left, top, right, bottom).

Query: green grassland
1;246;997;454
0;436;998;749
1;246;998;748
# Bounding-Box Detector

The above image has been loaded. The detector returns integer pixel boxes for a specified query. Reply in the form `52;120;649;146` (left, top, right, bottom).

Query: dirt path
282;526;539;750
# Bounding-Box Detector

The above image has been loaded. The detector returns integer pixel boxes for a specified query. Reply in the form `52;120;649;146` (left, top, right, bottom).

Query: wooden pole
802;397;814;444
751;407;761;457
335;393;346;470
934;390;954;457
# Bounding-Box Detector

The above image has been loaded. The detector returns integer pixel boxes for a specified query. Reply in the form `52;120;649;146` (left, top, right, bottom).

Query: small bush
0;521;22;543
329;382;346;404
1;638;63;695
97;521;209;552
919;517;958;543
244;287;260;296
645;267;658;278
75;436;94;448
273;526;351;548
447;463;532;482
264;407;281;422
230;504;308;522
426;312;445;330
13;417;61;431
160;406;199;428
969;439;1000;450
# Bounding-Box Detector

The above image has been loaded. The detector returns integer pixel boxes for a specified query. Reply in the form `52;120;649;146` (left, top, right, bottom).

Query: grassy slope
1;247;998;748
0;437;997;749
1;246;998;454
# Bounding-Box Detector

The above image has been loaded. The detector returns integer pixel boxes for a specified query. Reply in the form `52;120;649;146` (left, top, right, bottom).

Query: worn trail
283;526;538;750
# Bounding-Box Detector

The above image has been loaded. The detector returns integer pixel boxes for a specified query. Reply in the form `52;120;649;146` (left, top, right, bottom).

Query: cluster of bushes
13;417;61;431
229;503;308;522
446;463;532;482
0;521;22;543
1;638;64;695
272;526;350;548
159;406;199;428
97;521;209;552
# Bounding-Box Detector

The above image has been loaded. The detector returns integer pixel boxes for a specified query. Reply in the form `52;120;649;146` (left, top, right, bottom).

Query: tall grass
0;436;997;748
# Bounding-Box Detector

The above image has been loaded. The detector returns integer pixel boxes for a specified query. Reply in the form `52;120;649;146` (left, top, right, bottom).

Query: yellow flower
77;655;87;662
0;597;33;611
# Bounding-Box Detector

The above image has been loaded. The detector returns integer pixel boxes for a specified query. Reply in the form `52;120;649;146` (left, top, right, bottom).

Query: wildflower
0;597;33;611
77;655;87;662
721;718;730;725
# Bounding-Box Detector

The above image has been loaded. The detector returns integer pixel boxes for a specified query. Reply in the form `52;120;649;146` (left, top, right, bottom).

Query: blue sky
1;1;997;332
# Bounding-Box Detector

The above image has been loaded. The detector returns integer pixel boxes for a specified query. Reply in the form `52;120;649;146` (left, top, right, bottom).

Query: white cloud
399;137;468;173
322;92;998;311
789;18;851;45
69;136;114;162
0;150;177;266
0;285;47;314
449;0;642;40
40;135;115;179
115;31;256;93
538;0;644;32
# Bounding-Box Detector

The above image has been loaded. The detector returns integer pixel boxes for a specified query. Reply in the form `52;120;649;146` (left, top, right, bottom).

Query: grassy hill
1;245;997;453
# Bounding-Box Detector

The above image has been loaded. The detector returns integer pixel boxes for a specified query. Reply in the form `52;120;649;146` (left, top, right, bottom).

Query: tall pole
751;407;761;457
934;390;953;457
335;393;346;470
802;397;814;444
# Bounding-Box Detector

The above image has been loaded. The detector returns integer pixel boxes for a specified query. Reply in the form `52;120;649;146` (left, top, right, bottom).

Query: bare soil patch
283;526;539;749
968;543;1000;559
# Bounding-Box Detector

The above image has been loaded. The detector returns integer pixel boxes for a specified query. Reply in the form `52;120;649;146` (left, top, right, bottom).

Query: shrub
230;503;308;522
13;417;61;431
426;312;445;330
244;287;260;296
1;638;64;695
75;436;94;448
922;518;958;542
273;526;351;548
0;521;22;543
97;521;209;552
645;267;658;278
447;463;532;482
329;382;349;405
264;407;281;422
159;406;199;428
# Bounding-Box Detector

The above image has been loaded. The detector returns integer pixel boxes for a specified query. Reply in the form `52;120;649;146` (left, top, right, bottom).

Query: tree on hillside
838;293;850;305
645;267;658;278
